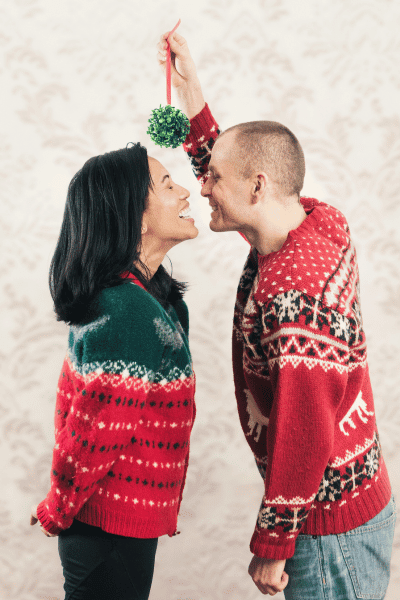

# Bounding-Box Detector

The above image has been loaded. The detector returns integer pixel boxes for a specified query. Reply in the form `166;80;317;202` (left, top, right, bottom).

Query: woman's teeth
179;207;191;219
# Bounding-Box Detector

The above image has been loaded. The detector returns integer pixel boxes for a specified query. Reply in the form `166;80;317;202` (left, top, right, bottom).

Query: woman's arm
35;289;165;535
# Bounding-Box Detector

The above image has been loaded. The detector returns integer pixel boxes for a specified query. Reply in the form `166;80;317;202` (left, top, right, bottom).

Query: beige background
1;0;399;599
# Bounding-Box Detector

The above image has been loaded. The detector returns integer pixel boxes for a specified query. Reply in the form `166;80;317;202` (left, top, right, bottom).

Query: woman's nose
180;186;190;199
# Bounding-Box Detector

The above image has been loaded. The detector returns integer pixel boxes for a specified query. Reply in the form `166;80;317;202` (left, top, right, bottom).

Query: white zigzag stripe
329;436;375;468
75;371;194;393
267;336;348;364
264;493;316;506
268;355;366;374
67;356;193;387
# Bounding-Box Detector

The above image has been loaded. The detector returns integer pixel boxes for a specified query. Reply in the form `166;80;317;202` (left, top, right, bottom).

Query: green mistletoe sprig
147;105;190;149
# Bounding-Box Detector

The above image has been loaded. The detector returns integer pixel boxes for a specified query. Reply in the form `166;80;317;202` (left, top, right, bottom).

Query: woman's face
142;157;198;249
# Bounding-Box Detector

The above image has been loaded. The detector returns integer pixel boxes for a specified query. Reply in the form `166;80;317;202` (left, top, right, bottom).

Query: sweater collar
120;271;147;290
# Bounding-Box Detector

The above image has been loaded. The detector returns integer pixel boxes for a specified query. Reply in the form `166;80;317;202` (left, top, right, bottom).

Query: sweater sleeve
183;103;220;184
172;300;189;338
249;291;351;559
36;290;165;534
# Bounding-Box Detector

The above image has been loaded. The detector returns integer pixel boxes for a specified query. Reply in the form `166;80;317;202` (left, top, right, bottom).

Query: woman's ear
141;222;148;234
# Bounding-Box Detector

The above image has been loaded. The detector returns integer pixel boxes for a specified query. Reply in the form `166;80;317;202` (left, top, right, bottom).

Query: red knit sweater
183;104;391;560
37;275;196;538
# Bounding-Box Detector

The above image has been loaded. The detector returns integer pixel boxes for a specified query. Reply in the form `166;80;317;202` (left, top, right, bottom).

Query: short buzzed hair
222;121;305;197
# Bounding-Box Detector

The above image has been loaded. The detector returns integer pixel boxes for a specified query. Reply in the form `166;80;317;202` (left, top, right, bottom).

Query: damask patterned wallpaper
1;0;399;599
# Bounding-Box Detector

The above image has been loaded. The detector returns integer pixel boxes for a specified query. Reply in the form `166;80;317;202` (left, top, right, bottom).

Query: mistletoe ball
147;105;190;149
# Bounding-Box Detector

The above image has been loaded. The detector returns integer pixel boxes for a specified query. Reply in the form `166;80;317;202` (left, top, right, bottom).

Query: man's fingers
168;32;188;57
280;570;289;590
271;571;289;592
255;581;276;595
159;30;185;45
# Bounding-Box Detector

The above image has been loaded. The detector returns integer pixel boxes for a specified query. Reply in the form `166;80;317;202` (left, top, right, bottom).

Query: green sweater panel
68;282;192;383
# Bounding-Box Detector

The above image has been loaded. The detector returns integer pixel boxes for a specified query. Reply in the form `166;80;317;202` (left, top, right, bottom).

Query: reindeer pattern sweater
37;275;196;538
183;104;391;560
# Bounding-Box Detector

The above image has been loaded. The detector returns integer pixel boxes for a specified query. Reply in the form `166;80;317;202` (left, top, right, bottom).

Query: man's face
201;131;253;232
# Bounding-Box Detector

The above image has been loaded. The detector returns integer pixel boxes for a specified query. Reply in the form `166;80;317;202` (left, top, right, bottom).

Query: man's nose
201;178;211;197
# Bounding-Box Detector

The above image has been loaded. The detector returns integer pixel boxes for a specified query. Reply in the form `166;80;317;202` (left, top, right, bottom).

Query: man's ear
251;172;269;203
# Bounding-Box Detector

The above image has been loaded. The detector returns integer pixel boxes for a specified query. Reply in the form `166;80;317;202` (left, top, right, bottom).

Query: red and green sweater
37;274;196;538
183;104;391;560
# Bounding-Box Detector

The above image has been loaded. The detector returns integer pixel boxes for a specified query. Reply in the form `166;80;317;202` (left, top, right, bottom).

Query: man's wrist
175;81;205;120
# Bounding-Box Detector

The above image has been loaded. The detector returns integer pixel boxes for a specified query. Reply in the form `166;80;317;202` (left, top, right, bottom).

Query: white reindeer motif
339;391;374;436
245;389;269;443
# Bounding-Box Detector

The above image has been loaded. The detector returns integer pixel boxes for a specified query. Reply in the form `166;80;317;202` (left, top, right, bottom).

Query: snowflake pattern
317;468;342;502
257;501;308;533
185;133;220;180
257;505;277;530
257;290;367;372
257;433;382;534
342;459;367;493
363;441;381;479
273;289;302;324
317;432;381;502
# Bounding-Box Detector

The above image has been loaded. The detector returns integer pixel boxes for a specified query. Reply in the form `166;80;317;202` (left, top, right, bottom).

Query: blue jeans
284;496;396;600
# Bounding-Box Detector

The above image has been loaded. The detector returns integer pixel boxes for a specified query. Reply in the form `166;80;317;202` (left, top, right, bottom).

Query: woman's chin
186;225;199;239
177;224;199;242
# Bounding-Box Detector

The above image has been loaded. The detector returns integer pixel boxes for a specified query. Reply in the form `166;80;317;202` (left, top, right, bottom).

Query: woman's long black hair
50;143;186;325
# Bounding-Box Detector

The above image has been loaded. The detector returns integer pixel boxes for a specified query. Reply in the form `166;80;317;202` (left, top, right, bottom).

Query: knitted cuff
250;530;296;560
184;102;219;146
36;499;64;535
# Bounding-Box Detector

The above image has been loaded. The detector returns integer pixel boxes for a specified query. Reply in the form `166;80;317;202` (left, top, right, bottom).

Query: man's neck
242;200;307;256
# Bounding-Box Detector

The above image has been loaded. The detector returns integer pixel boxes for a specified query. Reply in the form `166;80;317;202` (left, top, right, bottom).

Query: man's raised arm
157;31;220;184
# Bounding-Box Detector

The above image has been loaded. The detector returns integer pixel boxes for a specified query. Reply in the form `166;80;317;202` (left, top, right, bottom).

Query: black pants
58;519;158;600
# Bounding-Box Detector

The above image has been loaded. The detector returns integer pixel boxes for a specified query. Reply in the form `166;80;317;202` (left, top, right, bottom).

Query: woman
29;143;198;600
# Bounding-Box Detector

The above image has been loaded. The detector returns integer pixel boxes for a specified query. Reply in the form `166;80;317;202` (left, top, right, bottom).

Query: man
157;32;396;598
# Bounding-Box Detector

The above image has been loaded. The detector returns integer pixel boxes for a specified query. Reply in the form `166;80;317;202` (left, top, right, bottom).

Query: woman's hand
30;505;59;537
157;30;205;119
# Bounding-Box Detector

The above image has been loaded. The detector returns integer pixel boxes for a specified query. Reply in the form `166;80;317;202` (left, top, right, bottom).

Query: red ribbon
166;19;181;105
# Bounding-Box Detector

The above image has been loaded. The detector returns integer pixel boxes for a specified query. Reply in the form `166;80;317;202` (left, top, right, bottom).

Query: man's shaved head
220;121;305;197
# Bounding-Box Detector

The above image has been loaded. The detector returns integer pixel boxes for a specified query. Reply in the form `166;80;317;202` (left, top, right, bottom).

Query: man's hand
30;504;58;537
157;30;205;119
248;556;289;596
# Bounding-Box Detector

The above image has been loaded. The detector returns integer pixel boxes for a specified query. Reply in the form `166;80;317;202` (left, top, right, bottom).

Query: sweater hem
74;500;177;538
250;462;391;559
302;459;392;535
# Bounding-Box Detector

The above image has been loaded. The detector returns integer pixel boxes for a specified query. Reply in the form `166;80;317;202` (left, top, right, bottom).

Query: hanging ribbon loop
166;19;181;105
